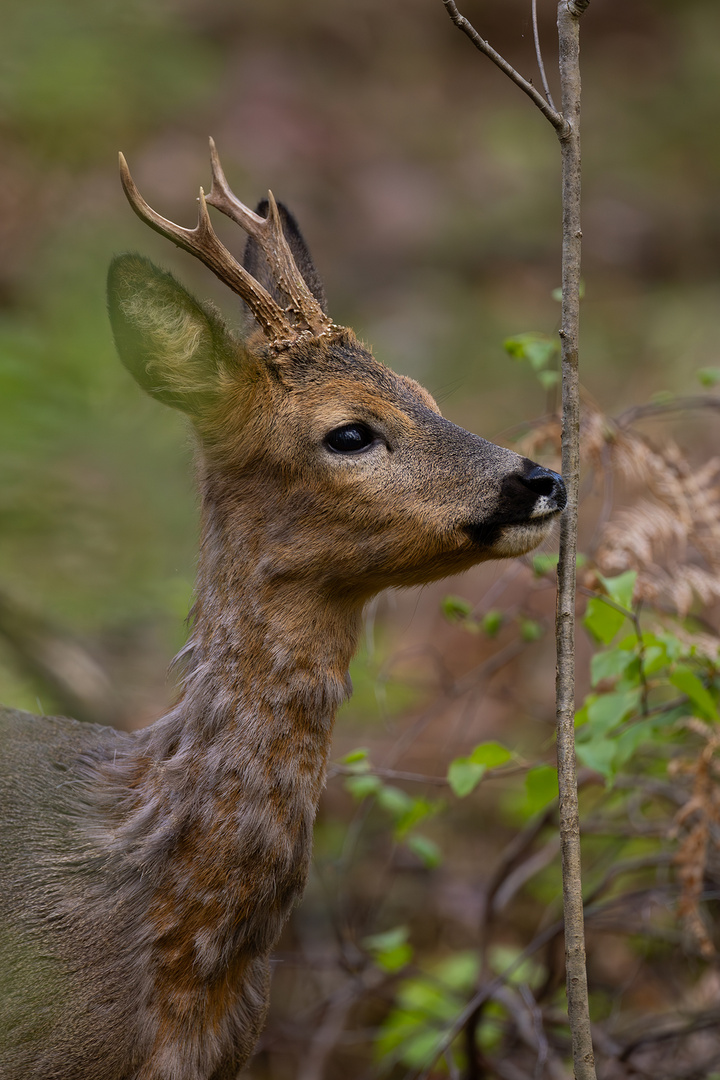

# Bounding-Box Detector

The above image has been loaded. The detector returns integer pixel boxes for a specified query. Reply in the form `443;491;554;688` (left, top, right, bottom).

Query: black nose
520;465;567;511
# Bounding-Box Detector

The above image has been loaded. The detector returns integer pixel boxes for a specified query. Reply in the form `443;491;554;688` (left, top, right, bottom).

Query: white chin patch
494;518;555;557
530;494;559;519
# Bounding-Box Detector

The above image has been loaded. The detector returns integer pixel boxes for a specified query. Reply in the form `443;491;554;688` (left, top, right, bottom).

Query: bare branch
328;762;527;786
532;0;558;111
440;0;595;1074
616;393;720;427
441;0;568;135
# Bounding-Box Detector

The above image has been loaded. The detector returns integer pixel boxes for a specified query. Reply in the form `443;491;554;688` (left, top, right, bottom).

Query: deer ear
108;254;233;415
242;200;328;315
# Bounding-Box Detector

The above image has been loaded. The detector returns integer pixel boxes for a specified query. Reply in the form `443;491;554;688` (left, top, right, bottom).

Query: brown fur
0;195;565;1079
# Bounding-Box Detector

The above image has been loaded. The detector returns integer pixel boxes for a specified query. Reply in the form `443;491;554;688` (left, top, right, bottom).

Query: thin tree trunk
439;3;595;1076
555;4;596;1078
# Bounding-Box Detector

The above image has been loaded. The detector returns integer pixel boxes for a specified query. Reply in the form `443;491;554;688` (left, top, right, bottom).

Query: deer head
108;140;565;605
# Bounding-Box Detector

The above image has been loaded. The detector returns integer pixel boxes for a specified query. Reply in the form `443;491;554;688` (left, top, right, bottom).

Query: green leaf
613;718;656;768
364;925;409;952
375;1013;445;1069
519;617;544;642
616;658;643;689
345;774;382;800
590;648;636;687
586;688;641;734
364;926;414;973
376;943;414;973
469;741;513;768
448;742;511;797
448;757;486;798
432;951;480;991
583;596;627;644
642;644;668;676
537;369;560;389
377;785;414;817
655;631;684;663
669;666;719;722
503;332;557;371
442;594;472;621
375;953;480;1068
482;609;503;637
488;945;546;989
697;367;720;388
397;978;457;1018
393;796;440;838
524;765;558;813
341;747;371;772
575;736;617;780
598;570;637;611
342;747;370;764
406;834;442;868
575;702;590;728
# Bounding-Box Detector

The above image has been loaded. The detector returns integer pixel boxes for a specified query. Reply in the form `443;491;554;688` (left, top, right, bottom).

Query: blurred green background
0;0;718;721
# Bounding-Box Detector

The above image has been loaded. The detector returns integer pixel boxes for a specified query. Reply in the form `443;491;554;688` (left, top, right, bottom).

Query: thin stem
328;762;528;786
439;1;595;1075
441;0;568;135
556;2;596;1078
532;0;557;111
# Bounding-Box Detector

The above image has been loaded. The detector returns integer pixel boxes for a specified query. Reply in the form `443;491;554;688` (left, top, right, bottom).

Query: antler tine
118;152;291;342
205;139;332;337
206;138;267;239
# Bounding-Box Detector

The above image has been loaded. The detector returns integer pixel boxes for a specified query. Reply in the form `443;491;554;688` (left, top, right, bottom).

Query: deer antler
118;142;334;345
206;139;331;339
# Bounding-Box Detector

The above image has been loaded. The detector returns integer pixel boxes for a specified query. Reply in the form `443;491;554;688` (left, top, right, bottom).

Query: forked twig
441;0;568;135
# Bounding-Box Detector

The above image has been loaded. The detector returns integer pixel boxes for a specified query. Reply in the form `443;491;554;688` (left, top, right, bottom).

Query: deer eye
324;422;377;454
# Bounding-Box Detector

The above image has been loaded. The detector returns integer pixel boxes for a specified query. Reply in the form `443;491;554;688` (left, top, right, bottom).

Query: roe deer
0;140;565;1080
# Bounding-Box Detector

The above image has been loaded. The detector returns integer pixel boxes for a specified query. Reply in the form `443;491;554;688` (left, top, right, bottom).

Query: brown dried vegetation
585;401;720;618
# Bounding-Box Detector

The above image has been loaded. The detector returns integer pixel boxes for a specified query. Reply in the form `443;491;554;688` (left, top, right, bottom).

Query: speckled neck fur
85;488;360;1077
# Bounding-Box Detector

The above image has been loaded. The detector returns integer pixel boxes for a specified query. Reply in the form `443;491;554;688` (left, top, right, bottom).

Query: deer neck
185;476;361;732
81;478;362;1048
102;475;362;903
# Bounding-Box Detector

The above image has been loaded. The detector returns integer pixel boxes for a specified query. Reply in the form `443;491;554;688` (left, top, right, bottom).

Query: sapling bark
441;3;596;1077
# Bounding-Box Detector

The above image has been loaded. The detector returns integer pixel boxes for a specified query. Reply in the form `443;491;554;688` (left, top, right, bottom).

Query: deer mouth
463;465;566;551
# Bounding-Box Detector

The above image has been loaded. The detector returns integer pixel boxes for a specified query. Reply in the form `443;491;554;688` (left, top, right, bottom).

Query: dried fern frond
669;727;720;959
579;402;720;617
